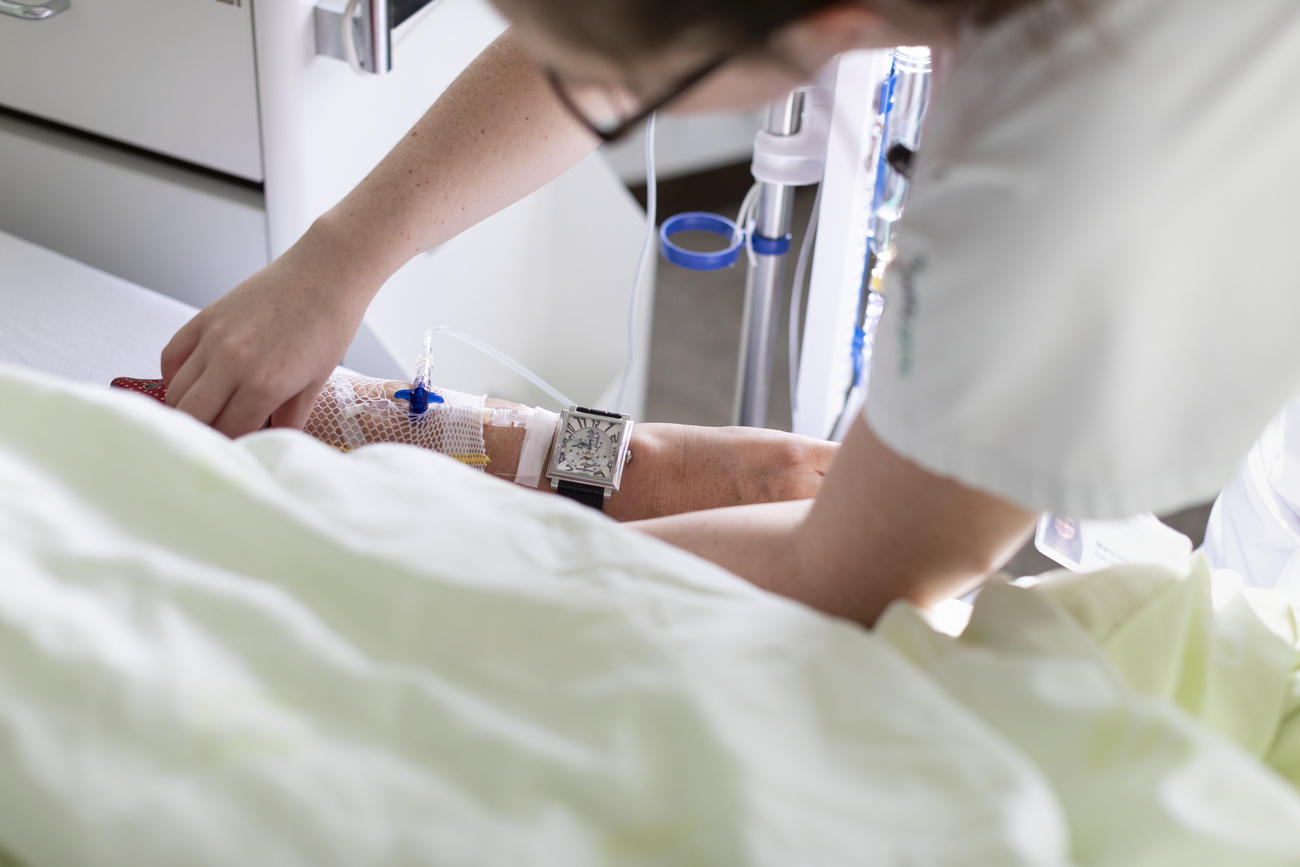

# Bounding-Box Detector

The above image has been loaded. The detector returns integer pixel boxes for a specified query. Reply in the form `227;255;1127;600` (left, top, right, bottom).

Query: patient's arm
297;372;838;522
605;422;836;521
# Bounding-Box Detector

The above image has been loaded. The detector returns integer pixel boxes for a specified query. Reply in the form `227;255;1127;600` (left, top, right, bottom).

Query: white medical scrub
1202;398;1300;598
866;0;1300;519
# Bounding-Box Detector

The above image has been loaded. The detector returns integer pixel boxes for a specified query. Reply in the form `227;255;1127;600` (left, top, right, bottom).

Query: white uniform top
865;0;1300;519
1202;397;1300;599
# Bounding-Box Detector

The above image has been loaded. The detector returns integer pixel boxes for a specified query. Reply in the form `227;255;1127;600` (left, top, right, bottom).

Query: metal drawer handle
0;0;70;20
314;0;391;75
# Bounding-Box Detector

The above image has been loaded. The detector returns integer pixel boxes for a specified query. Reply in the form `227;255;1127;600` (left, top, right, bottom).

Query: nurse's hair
547;0;1039;60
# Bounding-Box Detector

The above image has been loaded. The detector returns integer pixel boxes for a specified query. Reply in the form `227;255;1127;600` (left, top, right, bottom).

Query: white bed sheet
0;232;195;385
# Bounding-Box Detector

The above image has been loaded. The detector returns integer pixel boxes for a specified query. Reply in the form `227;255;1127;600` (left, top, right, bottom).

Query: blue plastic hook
658;212;745;271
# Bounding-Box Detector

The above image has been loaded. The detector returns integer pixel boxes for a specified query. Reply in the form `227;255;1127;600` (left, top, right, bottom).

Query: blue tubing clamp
750;233;792;256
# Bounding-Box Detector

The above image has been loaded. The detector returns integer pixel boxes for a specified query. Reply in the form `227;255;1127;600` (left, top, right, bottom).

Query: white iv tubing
787;183;821;421
427;326;574;408
615;113;658;412
733;183;762;270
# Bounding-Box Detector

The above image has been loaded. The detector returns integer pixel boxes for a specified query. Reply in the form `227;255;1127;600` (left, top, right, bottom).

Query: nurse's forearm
631;418;1037;627
632;497;992;627
310;30;599;291
631;499;813;592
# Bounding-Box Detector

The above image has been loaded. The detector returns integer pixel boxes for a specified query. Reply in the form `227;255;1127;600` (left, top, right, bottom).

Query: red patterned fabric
110;377;168;405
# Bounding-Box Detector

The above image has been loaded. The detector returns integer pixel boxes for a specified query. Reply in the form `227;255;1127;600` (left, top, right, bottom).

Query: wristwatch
546;405;634;511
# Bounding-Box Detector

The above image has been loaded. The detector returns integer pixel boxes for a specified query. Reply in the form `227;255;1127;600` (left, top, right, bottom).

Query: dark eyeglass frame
545;53;731;144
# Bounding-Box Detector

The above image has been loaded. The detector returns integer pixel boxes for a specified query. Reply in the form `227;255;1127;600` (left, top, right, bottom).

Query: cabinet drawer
0;109;269;310
0;0;262;181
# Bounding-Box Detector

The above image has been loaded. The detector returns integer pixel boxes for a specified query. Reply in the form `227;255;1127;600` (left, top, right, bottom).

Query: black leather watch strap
557;480;606;511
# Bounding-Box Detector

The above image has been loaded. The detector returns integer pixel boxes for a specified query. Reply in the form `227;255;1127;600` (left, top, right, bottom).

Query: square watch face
547;409;629;488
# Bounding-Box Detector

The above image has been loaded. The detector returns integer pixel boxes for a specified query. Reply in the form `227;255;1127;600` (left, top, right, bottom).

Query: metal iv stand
733;93;806;428
655;72;830;429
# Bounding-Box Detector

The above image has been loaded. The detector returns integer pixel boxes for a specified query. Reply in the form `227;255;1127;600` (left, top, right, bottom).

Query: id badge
1035;513;1192;573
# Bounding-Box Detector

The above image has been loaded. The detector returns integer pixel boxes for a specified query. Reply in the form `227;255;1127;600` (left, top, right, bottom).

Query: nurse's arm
162;30;600;436
630;417;1037;627
311;30;598;281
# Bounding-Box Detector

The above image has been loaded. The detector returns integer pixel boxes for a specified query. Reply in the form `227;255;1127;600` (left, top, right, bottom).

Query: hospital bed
2;232;1300;865
0;231;194;386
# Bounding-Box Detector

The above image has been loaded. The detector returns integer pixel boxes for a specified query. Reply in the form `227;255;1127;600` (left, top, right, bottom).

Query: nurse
160;0;1300;624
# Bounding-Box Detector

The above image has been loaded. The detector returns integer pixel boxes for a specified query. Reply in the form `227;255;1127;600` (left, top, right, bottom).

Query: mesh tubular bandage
302;372;559;485
303;372;489;468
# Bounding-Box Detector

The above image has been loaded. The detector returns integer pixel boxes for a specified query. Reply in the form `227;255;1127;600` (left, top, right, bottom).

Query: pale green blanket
0;363;1297;866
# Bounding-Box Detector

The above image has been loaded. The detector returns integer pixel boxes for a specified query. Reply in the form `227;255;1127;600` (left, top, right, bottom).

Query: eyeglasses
546;54;730;144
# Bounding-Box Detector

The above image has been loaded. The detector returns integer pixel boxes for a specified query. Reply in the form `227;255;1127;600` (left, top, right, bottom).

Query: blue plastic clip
749;232;792;256
851;326;867;385
393;384;444;416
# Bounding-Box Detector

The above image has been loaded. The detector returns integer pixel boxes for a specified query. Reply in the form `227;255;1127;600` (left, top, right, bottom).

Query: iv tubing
787;183;821;421
428;326;573;408
733;183;762;269
616;113;657;411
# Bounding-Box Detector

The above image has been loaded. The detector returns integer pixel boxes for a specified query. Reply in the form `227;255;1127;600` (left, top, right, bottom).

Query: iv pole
734;92;808;427
654;89;813;428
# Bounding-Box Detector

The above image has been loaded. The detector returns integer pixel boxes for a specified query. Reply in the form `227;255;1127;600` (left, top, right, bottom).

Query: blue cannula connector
394;330;444;417
393;383;444;415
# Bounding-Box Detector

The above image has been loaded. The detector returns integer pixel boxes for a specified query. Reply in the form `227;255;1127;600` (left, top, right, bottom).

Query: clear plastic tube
869;47;932;261
829;291;886;442
734;183;761;269
427;326;573;408
787;183;821;421
616;112;657;412
413;329;435;392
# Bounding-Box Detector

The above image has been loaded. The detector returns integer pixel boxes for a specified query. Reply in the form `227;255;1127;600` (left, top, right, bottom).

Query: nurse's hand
161;223;376;437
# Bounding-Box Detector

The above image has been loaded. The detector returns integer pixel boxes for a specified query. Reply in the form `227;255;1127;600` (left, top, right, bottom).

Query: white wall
599;112;763;185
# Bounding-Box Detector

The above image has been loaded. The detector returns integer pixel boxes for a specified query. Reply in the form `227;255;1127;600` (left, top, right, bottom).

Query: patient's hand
604;424;837;522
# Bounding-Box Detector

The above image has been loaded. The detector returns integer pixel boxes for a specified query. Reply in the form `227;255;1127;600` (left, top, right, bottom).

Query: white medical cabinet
0;0;650;411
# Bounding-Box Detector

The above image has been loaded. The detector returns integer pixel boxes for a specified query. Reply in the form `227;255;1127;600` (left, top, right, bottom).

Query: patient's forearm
467;419;833;522
298;373;837;522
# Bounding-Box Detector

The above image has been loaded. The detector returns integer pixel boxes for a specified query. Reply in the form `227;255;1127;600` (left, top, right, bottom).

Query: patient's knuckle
218;335;256;368
245;374;278;402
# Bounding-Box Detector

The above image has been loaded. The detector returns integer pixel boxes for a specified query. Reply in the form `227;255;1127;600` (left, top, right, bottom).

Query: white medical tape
486;407;530;428
514;406;559;489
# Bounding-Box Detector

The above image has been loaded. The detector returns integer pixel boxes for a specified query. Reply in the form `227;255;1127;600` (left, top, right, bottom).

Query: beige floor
642;186;1212;578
